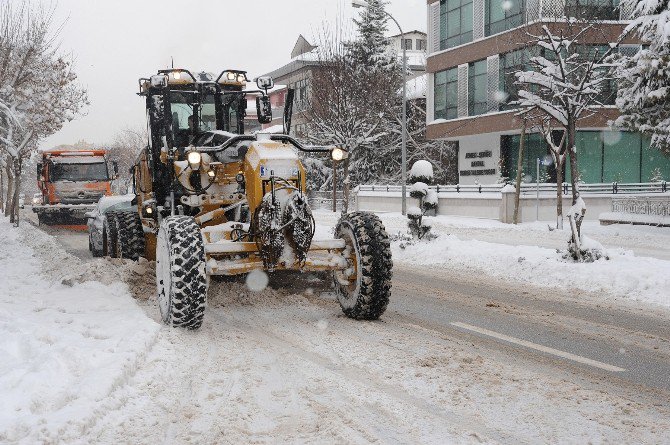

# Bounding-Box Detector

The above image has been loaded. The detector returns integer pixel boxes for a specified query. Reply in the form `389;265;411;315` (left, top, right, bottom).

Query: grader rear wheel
105;212;120;258
334;212;393;320
116;211;146;261
156;216;208;330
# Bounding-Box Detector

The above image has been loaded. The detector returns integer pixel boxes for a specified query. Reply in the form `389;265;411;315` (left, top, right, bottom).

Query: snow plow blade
32;204;95;226
204;238;348;276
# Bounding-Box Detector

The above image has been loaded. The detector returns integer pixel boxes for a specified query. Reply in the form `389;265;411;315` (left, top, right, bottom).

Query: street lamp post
352;0;408;215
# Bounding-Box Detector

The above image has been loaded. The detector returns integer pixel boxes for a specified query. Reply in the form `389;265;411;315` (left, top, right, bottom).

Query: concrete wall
355;190;613;223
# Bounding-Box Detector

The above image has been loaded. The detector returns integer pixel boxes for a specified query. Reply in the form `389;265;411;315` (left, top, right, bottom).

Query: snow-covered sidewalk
315;211;670;309
0;218;159;443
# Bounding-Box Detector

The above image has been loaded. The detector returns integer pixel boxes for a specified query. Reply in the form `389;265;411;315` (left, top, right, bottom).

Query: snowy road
7;208;670;443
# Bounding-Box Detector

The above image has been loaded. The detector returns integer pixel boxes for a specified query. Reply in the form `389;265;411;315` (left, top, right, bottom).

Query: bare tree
515;23;618;259
108;127;148;193
0;1;88;224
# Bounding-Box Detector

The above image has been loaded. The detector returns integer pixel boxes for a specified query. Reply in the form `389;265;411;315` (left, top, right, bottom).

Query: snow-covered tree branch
0;1;88;224
515;22;617;260
615;0;670;155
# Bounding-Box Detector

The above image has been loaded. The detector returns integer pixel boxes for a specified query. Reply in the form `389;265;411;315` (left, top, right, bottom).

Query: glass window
440;0;474;50
403;39;413;50
565;0;618;20
51;163;109;182
499;47;539;110
434;71;447;119
417;39;427;50
468;60;488;116
641;137;670;181
501;133;555;182
433;68;459;120
603;131;641;183
574;131;604;183
485;0;525;37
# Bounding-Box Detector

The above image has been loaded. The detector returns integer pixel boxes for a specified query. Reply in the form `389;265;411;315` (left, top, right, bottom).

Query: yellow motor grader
109;68;392;329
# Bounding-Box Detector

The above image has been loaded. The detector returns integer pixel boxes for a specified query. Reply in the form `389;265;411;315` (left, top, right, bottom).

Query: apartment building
424;0;670;184
261;32;427;137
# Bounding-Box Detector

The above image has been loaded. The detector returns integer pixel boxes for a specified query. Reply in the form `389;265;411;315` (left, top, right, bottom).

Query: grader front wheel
334;212;393;320
156;216;208;330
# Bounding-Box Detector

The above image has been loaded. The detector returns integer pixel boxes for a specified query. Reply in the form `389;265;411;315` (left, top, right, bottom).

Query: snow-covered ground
0;218;159;443
2;212;669;444
313;210;670;309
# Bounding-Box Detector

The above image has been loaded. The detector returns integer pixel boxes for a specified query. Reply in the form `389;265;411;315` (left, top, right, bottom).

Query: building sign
461;150;495;176
465;150;492;159
460;169;496;176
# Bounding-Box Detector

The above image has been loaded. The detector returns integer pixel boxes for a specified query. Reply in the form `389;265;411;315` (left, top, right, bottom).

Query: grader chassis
109;68;392;329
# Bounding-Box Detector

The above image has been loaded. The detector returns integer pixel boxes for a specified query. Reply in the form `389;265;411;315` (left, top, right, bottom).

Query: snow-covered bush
406;160;437;238
409;181;428;199
409;160;434;184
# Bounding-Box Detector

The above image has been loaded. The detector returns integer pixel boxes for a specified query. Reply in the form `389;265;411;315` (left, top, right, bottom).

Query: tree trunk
12;158;22;226
567;124;580;206
0;165;4;214
5;160;14;218
342;157;350;213
555;157;564;230
513;120;527;224
566;120;585;259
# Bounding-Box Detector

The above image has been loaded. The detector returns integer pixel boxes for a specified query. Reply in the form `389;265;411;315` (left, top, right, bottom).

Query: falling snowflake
246;269;269;292
494;90;509;103
603;131;622;146
502;0;513;11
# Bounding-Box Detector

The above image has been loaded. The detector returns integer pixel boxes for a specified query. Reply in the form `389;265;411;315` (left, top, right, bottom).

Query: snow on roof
389;30;427;38
291;35;318;59
243;84;287;94
50;156;106;164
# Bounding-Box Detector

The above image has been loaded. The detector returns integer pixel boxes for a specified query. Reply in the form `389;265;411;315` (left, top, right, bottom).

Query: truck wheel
105;212;120;258
90;234;104;257
334;212;393;320
156;216;208;330
116;211;146;261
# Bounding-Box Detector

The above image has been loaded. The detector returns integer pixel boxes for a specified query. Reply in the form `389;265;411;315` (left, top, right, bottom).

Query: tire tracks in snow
213;310;520;444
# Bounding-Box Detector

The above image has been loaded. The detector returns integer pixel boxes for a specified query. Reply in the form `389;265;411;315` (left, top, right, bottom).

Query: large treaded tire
116;211;146;261
90;233;104;257
334;211;393;320
156;216;208;330
105;212;120;258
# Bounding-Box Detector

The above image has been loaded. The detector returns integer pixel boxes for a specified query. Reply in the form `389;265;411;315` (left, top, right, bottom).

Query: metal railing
308;190;353;212
612;196;670;216
356;181;669;196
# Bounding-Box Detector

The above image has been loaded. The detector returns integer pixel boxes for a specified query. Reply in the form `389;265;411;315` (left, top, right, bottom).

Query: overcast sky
39;0;427;149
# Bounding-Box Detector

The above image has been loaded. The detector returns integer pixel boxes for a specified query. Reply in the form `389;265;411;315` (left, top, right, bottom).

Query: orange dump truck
33;150;117;225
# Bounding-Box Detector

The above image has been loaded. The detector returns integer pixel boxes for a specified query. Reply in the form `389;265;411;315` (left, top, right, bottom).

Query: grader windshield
168;91;243;147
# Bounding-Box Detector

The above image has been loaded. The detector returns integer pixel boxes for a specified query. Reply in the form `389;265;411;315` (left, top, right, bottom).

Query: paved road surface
24;207;670;442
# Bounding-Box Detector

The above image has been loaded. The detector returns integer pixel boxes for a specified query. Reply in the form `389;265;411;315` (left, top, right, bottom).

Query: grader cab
109;68;392;329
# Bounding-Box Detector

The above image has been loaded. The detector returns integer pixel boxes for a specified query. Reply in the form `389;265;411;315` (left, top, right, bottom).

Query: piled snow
599;211;670;227
407;206;423;217
425;190;438;206
409;181;428;197
313;211;670;309
0;218;159;443
409;160;434;182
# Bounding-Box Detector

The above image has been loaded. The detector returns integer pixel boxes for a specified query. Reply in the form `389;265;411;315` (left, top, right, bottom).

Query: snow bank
312;211;670;309
0;218;159;443
385;217;670;308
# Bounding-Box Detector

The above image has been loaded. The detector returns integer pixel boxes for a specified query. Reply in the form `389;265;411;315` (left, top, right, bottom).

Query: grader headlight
187;151;202;170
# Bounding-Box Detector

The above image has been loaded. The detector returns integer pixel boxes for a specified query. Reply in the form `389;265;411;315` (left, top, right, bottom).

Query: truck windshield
51;162;109;181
